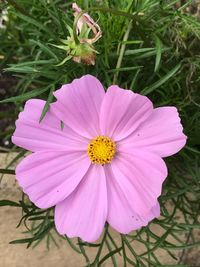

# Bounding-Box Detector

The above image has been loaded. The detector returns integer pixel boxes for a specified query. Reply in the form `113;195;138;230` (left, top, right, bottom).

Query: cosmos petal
118;107;187;157
55;165;107;242
108;185;160;234
99;85;153;141
12;99;88;152
16;151;90;209
105;149;167;220
51;75;105;139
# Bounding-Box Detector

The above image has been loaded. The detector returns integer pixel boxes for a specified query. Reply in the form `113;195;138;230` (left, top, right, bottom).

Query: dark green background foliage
0;0;200;266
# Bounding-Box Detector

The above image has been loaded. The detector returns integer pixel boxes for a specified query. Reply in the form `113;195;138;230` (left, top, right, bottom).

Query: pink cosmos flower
12;75;187;242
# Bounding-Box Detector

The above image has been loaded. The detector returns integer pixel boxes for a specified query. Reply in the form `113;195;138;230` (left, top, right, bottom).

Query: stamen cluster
87;136;116;164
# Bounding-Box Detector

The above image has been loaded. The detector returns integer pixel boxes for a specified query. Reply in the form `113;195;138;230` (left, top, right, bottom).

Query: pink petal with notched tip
16;151;91;209
105;162;162;233
51;75;105;139
55;164;107;243
12;99;88;152
105;148;167;218
100;85;153;141
118;107;187;158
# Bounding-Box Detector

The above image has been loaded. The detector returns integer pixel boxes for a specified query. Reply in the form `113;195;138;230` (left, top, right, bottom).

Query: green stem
92;223;108;265
77;237;90;265
121;235;127;267
113;21;132;84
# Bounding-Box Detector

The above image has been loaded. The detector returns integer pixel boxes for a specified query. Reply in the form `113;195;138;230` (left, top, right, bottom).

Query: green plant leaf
154;35;162;72
141;63;181;95
0;169;15;175
39;86;55;122
0;200;21;207
0;86;51;103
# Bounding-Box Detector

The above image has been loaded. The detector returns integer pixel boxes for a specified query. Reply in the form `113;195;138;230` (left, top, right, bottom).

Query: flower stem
113;21;133;84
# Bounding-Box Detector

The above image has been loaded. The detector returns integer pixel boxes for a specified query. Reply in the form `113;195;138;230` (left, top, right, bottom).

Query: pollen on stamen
87;136;116;165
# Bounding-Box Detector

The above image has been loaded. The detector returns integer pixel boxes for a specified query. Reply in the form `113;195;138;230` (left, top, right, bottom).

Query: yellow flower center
87;136;116;165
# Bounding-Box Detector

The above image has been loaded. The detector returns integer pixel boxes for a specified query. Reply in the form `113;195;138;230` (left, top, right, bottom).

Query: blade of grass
154;35;162;72
39;86;54;122
141;63;181;95
0;169;15;175
0;86;51;103
13;12;54;38
0;200;21;207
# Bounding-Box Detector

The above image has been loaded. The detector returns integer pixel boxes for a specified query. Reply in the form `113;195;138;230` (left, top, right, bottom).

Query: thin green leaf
49;43;68;51
39;86;55;122
28;216;53;221
0;200;21;207
7;59;55;67
55;55;72;66
124;48;154;56
140;224;177;257
77;238;90;265
92;224;108;265
141;63;181;95
29;40;59;60
65;237;81;254
13;12;54;37
120;40;143;45
133;47;170;60
5;66;40;74
166;241;200;250
27;222;54;248
0;169;15;175
154;35;162;72
10;238;33;244
160;265;189;267
78;241;101;247
98;244;121;266
108;66;143;73
107;231;122;256
178;0;193;11
0;86;51;103
185;145;200;155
